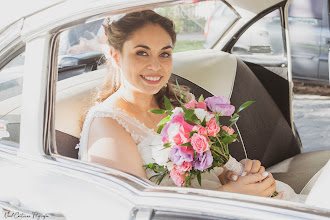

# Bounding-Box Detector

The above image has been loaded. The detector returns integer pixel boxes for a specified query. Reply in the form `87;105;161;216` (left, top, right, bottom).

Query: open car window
231;9;286;66
0;50;25;147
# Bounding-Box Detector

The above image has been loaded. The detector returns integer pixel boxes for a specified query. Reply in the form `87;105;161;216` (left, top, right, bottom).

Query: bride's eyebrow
134;45;173;50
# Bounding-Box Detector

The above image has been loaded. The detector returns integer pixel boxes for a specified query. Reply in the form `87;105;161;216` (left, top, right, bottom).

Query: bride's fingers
258;166;265;174
226;171;238;181
250;160;261;174
240;159;252;176
241;172;269;184
272;191;285;200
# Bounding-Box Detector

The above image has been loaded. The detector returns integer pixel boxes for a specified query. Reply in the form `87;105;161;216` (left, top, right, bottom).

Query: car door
0;15;135;220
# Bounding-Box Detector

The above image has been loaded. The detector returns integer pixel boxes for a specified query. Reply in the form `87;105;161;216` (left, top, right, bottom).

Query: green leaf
201;117;206;127
157;124;165;134
215;114;220;125
222;136;235;144
191;114;201;124
157;115;170;126
180;142;192;147
164;96;172;112
163;142;171;148
149;109;166;114
230;113;239;122
176;79;186;100
184;109;195;120
148;163;153;169
181;104;188;113
197;172;202;186
189;131;197;138
198;94;204;102
230;115;239;124
237;101;255;113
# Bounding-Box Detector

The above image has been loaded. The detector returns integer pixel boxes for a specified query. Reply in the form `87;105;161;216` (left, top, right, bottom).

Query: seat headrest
173;49;237;98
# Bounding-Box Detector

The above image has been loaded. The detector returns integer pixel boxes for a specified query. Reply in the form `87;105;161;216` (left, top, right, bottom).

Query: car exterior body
0;0;329;219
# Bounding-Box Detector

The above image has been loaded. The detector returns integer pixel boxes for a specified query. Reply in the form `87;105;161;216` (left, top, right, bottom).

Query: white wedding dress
77;101;306;202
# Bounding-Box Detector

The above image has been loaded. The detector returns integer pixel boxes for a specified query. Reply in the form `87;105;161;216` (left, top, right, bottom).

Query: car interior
54;48;330;194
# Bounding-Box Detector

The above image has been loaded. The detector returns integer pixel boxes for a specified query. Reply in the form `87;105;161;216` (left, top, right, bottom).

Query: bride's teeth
142;76;161;81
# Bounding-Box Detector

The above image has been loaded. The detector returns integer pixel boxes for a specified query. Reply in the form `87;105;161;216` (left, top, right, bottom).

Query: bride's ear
110;47;121;68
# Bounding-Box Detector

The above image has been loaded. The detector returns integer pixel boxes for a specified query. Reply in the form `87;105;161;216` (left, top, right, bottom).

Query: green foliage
237;101;255;113
198;94;204;102
197;172;202;186
158;115;170;127
164;96;172;115
157;124;164;134
149;109;166;114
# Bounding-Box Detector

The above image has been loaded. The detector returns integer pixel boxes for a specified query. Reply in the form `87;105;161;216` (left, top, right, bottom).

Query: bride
77;10;304;201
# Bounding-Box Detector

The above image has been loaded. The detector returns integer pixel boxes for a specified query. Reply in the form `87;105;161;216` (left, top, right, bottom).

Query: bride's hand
240;158;265;176
221;159;265;184
219;172;277;197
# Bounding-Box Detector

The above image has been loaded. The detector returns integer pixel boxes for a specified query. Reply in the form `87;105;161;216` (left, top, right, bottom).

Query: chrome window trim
0;143;19;155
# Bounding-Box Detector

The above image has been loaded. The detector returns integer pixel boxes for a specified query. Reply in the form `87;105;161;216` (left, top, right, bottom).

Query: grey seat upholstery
267;150;330;193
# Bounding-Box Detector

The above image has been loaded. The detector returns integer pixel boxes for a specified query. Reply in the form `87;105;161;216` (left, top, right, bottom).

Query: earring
164;83;168;88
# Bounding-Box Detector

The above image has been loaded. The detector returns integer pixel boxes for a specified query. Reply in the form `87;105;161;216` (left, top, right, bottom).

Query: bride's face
116;23;173;95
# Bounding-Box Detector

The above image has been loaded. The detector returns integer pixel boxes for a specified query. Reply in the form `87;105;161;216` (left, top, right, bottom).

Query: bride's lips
141;75;162;84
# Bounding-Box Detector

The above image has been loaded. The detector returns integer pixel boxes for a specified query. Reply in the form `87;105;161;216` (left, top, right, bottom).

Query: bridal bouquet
146;85;254;187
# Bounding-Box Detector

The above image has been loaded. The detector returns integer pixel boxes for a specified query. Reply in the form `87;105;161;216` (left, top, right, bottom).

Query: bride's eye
160;52;171;58
136;51;148;56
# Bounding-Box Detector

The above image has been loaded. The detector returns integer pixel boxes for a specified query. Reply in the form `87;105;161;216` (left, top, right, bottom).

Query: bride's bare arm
86;117;148;179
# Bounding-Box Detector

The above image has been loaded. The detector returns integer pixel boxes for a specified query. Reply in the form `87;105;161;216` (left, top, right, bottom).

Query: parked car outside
0;0;329;219
204;0;330;84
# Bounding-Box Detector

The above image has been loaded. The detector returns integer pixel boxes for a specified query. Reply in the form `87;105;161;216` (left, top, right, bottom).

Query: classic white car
0;0;329;219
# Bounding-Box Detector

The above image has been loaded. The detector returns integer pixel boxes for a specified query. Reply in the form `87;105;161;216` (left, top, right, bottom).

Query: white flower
194;108;208;122
166;161;175;171
170;107;184;119
205;112;215;122
167;123;181;143
152;145;171;166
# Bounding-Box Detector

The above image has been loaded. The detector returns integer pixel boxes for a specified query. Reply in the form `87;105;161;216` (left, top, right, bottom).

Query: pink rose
184;100;196;109
206;117;220;137
170;167;187;186
222;126;235;135
162;113;194;145
191;133;210;153
193;125;207;136
222;126;236;142
196;102;207;111
178;161;192;172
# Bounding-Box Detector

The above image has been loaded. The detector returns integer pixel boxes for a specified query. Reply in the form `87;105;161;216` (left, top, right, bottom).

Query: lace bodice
76;101;223;189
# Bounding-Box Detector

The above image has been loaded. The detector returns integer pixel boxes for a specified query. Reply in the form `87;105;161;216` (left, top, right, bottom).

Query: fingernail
262;172;268;177
231;175;238;181
241;172;247;176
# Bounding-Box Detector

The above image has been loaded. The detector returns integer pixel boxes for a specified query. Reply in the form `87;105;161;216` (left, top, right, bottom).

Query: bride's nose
147;56;161;71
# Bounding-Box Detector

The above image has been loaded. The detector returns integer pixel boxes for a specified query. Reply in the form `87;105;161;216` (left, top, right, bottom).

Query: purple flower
169;145;194;165
193;150;213;171
205;96;235;116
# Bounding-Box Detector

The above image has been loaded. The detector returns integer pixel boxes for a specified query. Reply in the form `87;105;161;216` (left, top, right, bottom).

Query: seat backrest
55;49;301;166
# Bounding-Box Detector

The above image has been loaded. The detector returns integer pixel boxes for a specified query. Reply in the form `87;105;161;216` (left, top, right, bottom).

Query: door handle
0;199;66;220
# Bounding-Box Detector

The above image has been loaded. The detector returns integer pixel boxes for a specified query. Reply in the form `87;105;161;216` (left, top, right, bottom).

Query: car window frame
0;45;26;152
